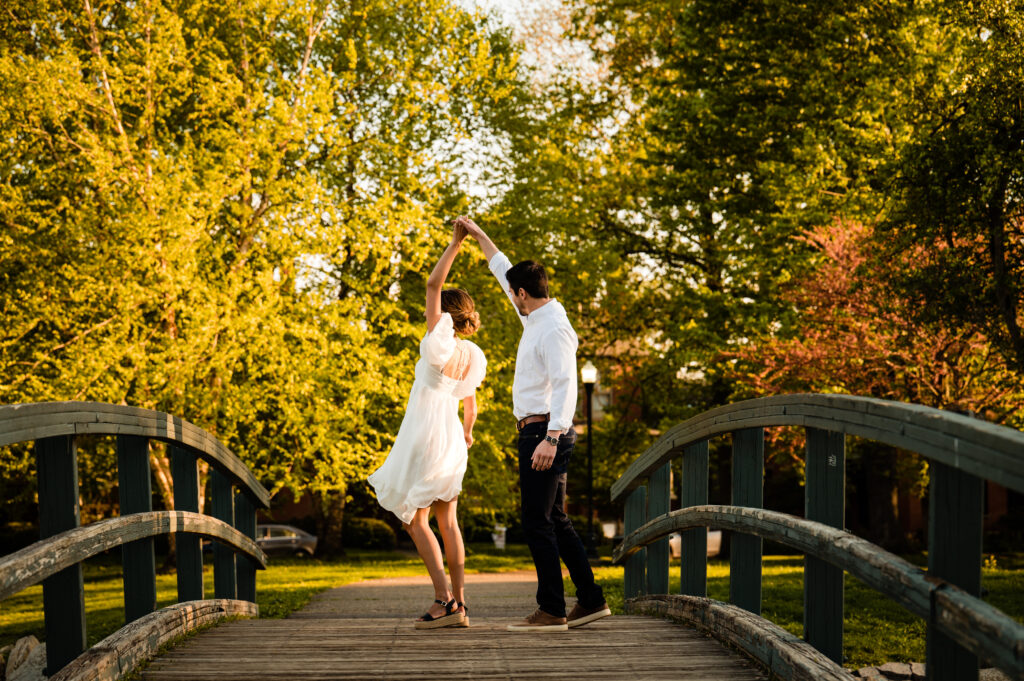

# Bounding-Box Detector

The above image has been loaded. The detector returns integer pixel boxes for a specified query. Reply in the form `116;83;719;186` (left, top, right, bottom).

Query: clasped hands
451;215;484;244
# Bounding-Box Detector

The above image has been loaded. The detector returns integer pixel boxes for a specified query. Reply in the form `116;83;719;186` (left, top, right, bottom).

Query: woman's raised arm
425;221;468;332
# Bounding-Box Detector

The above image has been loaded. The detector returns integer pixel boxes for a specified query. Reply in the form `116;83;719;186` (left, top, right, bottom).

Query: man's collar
526;298;560;323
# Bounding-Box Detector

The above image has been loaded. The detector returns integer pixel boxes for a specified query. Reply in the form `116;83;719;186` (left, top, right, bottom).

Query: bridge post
680;441;709;596
730;428;763;615
646;463;671;595
927;461;983;681
235;491;258;603
804;428;845;664
171;445;204;601
118;435;157;623
36;435;87;675
211;469;237;599
624;486;647;599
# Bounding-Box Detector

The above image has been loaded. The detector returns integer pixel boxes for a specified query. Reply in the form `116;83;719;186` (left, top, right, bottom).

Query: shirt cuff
548;418;574;433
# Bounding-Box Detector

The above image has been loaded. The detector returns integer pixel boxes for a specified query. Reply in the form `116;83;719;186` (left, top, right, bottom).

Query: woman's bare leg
433;497;466;606
403;507;452;618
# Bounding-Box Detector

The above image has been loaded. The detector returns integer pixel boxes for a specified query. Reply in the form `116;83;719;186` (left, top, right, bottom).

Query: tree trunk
313;488;346;557
150;444;177;573
861;443;905;552
150;446;210;572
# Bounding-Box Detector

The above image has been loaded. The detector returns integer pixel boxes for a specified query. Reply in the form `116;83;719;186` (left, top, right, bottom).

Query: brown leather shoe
567;601;611;628
506;608;568;631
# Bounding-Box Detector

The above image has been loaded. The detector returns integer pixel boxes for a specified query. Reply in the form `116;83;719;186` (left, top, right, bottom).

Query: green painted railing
611;393;1024;681
0;402;270;679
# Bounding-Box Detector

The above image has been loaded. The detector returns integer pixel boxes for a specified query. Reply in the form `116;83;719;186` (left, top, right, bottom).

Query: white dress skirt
368;313;487;524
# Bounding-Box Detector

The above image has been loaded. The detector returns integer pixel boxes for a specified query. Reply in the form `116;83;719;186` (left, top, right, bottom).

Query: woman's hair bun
441;288;480;336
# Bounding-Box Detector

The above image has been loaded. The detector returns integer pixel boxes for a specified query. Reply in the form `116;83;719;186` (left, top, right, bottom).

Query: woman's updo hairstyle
441;288;481;336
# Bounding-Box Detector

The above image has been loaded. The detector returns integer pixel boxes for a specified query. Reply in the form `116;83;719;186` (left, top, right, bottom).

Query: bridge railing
610;393;1024;681
0;401;271;679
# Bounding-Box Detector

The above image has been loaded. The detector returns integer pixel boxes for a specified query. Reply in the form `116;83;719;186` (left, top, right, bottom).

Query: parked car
202;524;318;558
668;530;722;559
257;524;318;558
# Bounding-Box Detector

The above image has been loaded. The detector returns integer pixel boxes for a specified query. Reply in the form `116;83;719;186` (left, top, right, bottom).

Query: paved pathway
141;571;766;680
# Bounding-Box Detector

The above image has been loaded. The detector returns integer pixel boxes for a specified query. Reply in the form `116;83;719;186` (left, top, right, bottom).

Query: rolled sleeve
543;326;578;432
488;251;527;327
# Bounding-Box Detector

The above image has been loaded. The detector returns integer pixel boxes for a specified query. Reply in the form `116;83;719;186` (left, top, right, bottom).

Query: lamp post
580;360;598;559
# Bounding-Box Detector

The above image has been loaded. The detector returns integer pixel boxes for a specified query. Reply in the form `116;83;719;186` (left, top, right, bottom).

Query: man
455;216;611;632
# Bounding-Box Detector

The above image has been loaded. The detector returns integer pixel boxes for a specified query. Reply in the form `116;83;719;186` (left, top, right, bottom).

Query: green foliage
341;516;396;550
883;1;1024;374
0;0;527;524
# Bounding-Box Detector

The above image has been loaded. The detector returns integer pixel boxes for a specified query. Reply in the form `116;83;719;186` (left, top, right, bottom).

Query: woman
367;220;486;629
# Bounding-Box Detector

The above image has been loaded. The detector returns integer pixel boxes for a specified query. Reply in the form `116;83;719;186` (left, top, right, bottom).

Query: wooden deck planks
141;572;765;681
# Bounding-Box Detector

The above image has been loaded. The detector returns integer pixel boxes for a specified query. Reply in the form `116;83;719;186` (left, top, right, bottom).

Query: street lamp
581;360;598;558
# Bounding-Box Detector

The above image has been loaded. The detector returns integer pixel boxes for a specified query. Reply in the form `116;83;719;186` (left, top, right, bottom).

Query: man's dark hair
505;260;549;299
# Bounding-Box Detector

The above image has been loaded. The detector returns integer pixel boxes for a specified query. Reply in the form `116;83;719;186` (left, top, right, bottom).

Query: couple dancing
368;217;611;632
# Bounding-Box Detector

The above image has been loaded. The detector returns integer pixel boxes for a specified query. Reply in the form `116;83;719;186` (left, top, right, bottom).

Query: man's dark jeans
517;421;605;618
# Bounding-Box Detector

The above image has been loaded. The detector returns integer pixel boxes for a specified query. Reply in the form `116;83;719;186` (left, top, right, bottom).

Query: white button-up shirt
489;252;578;432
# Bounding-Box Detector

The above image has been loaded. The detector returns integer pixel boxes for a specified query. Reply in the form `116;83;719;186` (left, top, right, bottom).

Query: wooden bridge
141;571;766;681
1;396;1023;681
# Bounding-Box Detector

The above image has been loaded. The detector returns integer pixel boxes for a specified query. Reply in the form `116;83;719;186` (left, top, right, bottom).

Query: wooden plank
171;446;203;602
624;486;647;599
133;589;767;681
610;504;1024;681
646;463;671;595
210;470;236;600
804;428;844;663
927;461;984;681
730;428;763;615
234;492;257;603
118;435;157;624
36;435;87;675
0;402;270;507
629;594;855;681
681;441;709;597
0;511;266;601
50;599;257;681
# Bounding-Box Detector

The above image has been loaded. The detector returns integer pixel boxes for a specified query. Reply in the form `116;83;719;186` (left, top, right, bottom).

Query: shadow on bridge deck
141;571;766;680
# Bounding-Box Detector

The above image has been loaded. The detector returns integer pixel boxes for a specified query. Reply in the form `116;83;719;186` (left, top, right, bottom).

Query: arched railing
0;402;270;680
611;393;1024;681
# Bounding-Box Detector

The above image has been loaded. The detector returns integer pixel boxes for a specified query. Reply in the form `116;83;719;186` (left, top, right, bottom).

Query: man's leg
518;425;567;617
549;432;605;609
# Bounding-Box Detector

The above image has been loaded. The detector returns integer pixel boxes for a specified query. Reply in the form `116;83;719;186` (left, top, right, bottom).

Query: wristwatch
544;434;560;447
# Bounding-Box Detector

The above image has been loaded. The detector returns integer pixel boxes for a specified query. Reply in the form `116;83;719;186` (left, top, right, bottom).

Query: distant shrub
343;516;397;550
457;509;524;544
0;522;37;554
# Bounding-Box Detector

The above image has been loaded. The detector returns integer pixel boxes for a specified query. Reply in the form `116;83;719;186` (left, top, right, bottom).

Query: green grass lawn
2;546;1021;671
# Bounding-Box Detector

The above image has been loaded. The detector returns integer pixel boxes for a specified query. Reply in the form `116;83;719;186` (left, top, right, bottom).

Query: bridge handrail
0;401;270;506
611;392;1024;681
612;505;1024;676
51;600;259;681
611;393;1024;501
0;511;268;602
0;401;271;679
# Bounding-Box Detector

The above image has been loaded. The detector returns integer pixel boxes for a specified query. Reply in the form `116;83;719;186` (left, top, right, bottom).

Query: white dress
368;313;487;524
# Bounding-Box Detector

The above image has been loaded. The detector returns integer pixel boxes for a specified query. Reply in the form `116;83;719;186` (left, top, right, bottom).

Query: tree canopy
3;0;1024;547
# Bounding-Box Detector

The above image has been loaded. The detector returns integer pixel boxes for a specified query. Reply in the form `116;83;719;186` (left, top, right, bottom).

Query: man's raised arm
455;217;498;261
455;217;525;325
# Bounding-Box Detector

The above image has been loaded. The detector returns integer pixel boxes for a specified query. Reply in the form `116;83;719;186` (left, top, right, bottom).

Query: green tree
0;0;526;551
883;1;1024;374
